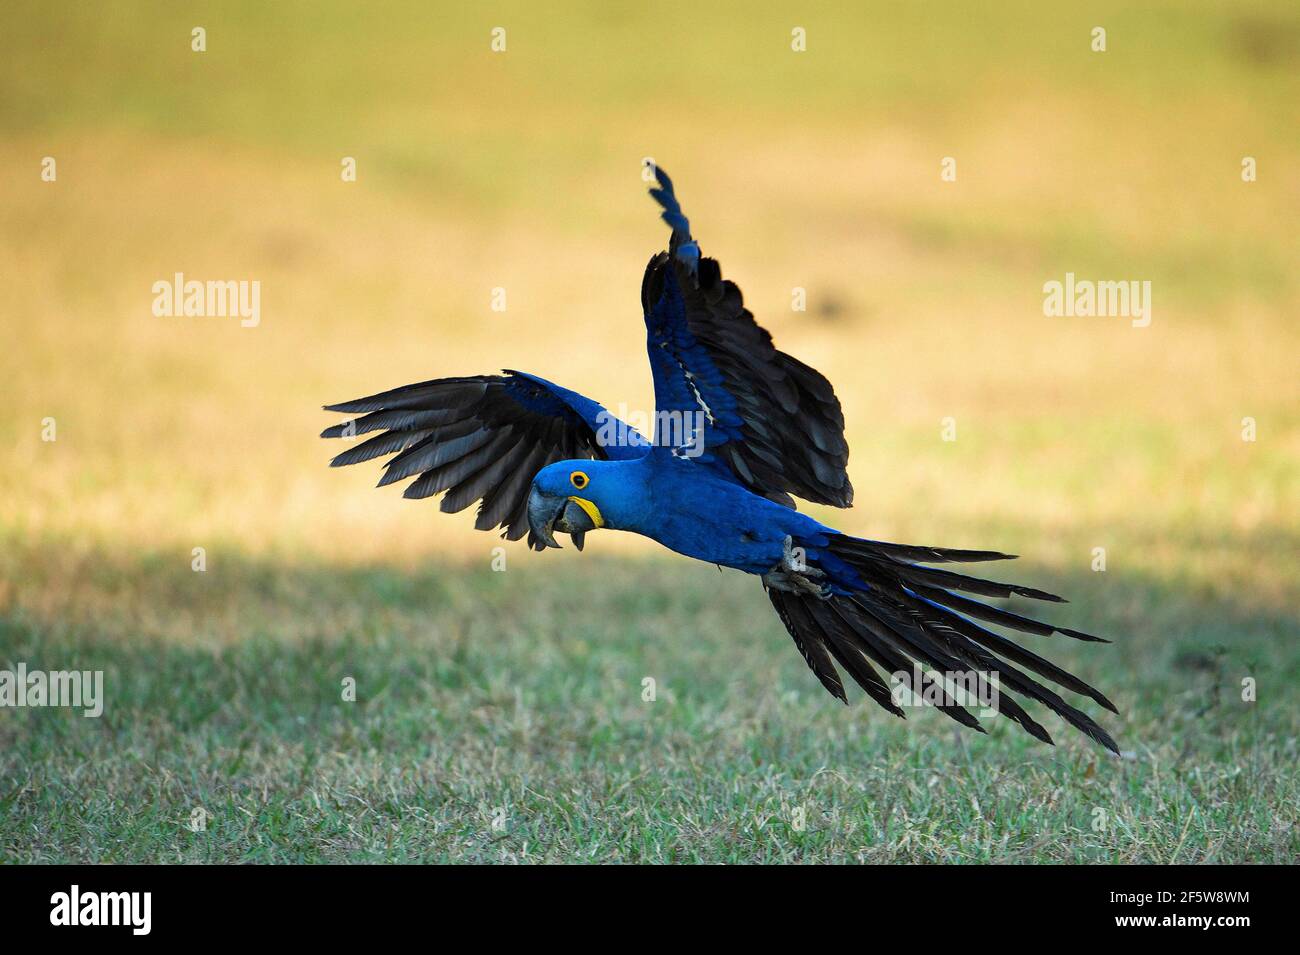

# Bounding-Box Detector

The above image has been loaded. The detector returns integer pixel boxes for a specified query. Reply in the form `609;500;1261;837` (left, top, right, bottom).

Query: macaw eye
569;470;589;490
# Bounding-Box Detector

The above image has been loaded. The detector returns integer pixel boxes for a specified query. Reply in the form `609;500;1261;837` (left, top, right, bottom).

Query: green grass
1;543;1296;863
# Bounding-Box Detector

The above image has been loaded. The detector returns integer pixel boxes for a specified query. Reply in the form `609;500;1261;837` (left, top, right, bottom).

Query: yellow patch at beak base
567;496;605;528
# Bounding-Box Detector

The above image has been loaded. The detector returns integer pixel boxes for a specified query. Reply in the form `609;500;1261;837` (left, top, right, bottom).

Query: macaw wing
641;166;852;508
322;370;646;546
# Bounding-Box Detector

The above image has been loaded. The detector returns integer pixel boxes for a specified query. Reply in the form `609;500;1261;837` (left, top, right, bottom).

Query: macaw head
526;459;645;551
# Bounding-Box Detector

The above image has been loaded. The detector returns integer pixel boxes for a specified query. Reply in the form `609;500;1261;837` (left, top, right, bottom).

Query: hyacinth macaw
322;166;1119;753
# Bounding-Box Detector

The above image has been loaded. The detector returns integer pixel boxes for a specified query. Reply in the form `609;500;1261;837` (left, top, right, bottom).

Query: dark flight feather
322;373;611;542
642;167;853;509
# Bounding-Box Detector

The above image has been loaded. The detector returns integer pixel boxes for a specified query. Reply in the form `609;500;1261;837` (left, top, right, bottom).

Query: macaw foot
762;535;830;597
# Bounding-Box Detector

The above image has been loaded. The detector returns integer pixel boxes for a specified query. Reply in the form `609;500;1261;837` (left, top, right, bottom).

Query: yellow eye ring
569;470;589;490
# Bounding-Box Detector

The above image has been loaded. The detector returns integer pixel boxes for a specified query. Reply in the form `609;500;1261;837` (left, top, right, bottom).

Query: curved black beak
527;486;565;550
526;486;599;551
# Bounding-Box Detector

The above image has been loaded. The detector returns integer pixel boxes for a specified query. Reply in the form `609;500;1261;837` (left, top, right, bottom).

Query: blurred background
0;2;1296;862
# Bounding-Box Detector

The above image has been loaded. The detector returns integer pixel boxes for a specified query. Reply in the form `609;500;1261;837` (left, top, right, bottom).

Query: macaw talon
780;535;825;578
763;569;831;598
764;535;830;597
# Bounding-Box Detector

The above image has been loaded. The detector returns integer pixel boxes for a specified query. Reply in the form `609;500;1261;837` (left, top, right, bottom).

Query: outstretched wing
322;370;646;547
641;166;852;509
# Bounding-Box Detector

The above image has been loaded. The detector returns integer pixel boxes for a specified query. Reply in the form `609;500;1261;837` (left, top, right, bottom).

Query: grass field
1;1;1297;862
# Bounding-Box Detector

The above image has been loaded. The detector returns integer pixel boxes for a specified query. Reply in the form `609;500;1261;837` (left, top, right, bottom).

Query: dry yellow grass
2;128;1295;589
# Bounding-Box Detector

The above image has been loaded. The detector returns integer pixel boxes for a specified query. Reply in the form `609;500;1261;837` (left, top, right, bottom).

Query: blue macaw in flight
323;166;1119;753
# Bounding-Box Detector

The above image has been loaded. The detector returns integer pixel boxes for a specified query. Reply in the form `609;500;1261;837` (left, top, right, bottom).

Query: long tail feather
765;534;1120;753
